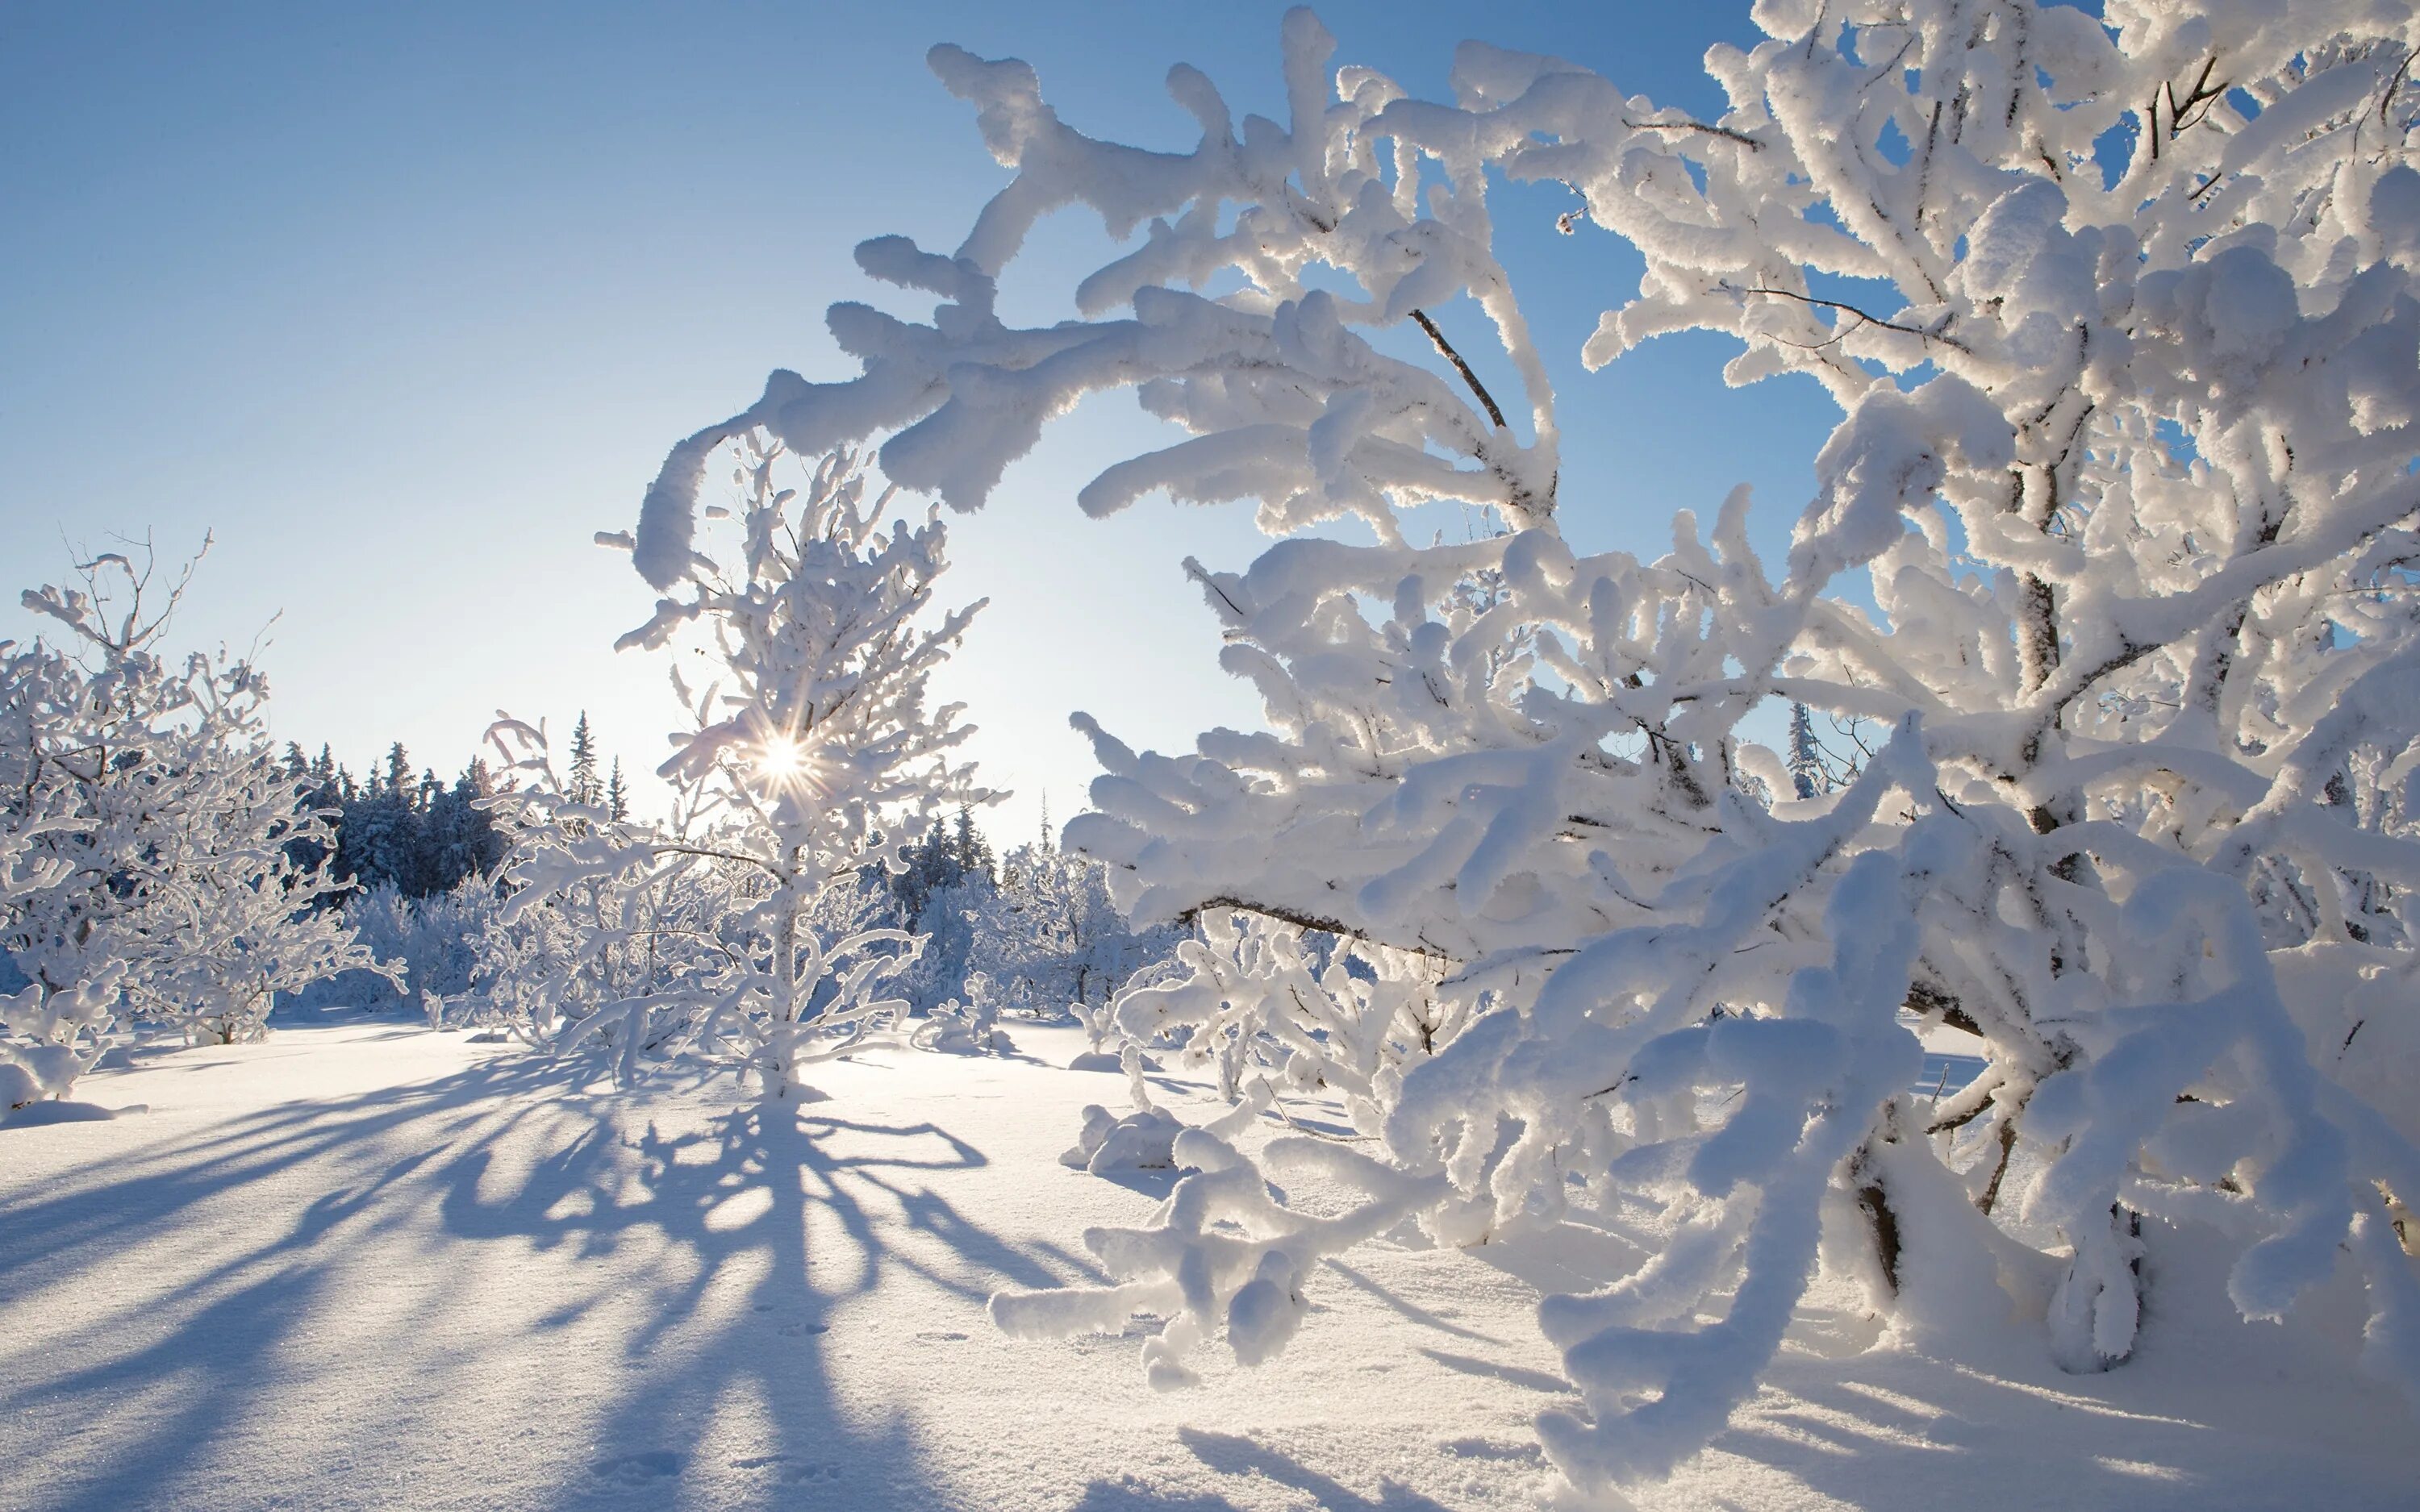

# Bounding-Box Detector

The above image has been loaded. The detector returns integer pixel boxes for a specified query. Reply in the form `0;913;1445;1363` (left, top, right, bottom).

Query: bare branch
1621;115;1763;151
1408;308;1511;430
1723;285;1971;353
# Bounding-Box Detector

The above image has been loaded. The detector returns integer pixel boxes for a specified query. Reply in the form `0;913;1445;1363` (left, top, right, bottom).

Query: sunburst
757;732;808;781
752;731;833;798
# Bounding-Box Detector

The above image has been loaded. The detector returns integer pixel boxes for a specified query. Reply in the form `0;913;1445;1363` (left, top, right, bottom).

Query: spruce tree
567;712;600;808
1785;702;1821;801
951;805;994;886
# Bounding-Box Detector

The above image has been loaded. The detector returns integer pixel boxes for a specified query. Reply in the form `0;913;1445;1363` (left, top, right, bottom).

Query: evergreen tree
567;712;600;808
951;805;995;886
606;757;629;822
1785;702;1822;801
888;815;970;929
314;742;508;902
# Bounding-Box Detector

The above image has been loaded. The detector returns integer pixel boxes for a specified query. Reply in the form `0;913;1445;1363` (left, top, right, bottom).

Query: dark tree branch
1622;115;1763;151
1181;895;1379;947
1725;285;1972;353
1408;308;1511;430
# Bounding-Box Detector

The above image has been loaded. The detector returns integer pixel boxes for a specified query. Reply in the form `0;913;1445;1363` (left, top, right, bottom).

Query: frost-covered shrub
644;0;2420;1493
987;843;1184;1010
0;968;121;1110
340;881;498;1012
912;969;1015;1056
282;881;501;1017
0;550;390;1077
1061;1045;1184;1177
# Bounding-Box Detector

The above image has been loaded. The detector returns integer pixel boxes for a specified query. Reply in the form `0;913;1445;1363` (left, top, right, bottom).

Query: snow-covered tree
1;548;390;1087
641;2;2420;1493
595;439;994;1098
123;752;385;1045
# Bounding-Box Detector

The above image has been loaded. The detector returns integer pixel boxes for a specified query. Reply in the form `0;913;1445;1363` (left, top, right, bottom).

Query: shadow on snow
0;1044;1075;1511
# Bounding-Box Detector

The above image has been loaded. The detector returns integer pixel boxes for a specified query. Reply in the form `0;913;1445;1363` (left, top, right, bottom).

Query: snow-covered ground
2;1019;2412;1511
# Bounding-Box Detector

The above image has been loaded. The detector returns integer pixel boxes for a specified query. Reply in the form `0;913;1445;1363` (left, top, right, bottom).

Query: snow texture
4;1020;2411;1510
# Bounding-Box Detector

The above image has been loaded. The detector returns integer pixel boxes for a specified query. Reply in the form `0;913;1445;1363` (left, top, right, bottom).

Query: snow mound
1068;1049;1159;1073
2;1098;135;1128
1060;1103;1183;1175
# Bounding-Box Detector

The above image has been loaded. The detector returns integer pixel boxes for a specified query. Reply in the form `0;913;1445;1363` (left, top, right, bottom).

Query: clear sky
2;1;1842;845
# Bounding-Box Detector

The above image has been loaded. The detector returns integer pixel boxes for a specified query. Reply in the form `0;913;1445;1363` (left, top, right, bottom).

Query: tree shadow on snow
1324;1259;1508;1345
1066;1481;1245;1511
1179;1429;1457;1511
1062;1428;1462;1512
1696;1346;2407;1512
0;1048;1078;1512
0;1052;576;1510
430;1097;1079;1510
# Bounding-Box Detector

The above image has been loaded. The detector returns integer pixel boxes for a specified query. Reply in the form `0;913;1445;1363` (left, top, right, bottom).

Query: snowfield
3;1019;2411;1511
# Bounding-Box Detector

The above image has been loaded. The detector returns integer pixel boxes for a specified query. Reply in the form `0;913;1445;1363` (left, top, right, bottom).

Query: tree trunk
766;879;807;1100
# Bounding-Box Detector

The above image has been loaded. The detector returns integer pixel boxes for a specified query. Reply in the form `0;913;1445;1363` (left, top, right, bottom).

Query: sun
753;731;832;797
757;733;807;781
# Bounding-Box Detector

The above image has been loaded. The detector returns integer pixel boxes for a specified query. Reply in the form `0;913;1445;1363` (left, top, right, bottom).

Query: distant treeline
293;714;1008;930
282;741;509;902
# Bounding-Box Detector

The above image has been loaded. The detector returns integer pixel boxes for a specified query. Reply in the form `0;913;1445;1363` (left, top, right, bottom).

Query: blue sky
2;2;1842;843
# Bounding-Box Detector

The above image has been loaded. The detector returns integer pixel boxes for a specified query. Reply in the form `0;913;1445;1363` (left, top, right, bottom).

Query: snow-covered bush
281;881;508;1021
1061;1043;1185;1177
0;968;121;1110
302;880;500;1014
644;2;2420;1493
0;548;390;1078
912;968;1015;1056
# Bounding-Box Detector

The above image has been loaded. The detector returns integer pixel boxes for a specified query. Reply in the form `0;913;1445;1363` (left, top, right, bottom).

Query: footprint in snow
778;1319;829;1336
915;1330;970;1342
590;1451;682;1484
